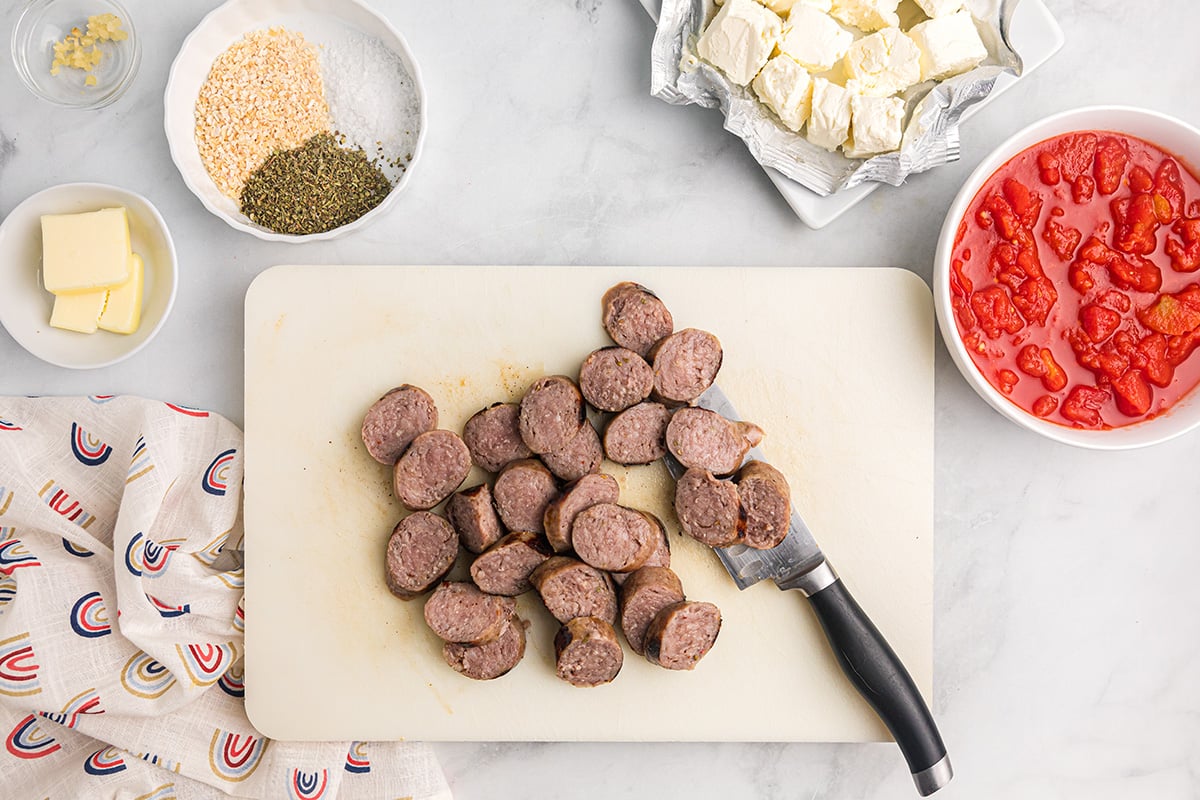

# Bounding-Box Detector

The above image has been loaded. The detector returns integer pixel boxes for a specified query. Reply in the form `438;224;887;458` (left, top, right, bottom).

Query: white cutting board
243;266;934;742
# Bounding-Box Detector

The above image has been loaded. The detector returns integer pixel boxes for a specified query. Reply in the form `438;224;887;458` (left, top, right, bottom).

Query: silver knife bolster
775;559;838;596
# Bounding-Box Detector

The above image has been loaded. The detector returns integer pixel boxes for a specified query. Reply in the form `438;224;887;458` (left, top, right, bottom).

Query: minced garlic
50;13;128;82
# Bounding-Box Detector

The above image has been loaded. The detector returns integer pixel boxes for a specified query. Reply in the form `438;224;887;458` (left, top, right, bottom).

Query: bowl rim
162;0;429;243
933;104;1200;450
0;181;179;370
10;0;141;110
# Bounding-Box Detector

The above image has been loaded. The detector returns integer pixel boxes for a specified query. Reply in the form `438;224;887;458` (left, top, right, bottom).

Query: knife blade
664;384;953;796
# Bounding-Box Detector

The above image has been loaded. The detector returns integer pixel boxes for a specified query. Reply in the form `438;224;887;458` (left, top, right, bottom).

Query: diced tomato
1032;395;1060;417
1109;253;1163;294
1137;285;1200;335
1069;260;1096;293
982;192;1023;241
1043;216;1082;261
1080;303;1122;343
1134;333;1174;387
1037;151;1061;185
1094;136;1130;195
1012;277;1057;326
1061;384;1109;427
1129;166;1154;193
1002;178;1043;228
1166;218;1200;273
1058;132;1098;182
1097;290;1132;313
970;286;1026;338
997;369;1019;394
1112;194;1161;255
1072;175;1095;205
950;258;973;297
1094;346;1131;381
1154;159;1186;223
1167;330;1200;366
1111;369;1153;417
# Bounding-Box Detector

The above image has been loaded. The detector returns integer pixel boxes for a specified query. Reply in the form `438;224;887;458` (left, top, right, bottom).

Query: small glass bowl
11;0;140;110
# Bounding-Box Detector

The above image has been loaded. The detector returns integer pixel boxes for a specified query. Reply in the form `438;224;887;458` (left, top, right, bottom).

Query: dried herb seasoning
239;133;393;235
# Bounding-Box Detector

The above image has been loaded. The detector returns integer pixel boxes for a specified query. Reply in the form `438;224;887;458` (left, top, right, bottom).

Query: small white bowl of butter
0;182;177;369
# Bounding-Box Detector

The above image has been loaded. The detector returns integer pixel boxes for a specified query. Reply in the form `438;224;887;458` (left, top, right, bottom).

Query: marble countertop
3;0;1199;797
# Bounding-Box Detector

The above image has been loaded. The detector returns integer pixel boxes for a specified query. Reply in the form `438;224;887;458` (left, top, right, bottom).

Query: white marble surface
2;0;1199;797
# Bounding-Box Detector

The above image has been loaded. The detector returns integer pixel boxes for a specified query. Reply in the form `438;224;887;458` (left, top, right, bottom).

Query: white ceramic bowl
163;0;427;243
0;183;177;369
934;105;1200;450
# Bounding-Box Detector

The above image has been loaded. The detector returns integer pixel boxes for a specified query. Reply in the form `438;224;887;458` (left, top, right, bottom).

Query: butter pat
908;10;987;81
778;6;853;72
844;27;922;96
846;94;906;157
807;77;854;150
41;208;132;294
830;0;899;31
914;0;964;17
752;56;814;132
50;290;106;334
697;0;783;86
98;253;144;335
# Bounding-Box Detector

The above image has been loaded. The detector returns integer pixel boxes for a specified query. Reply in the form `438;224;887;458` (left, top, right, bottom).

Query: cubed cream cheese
752;55;814;132
50;289;106;334
914;0;964;18
806;78;854;150
778;6;853;72
41;207;132;294
830;0;900;32
697;0;783;87
846;93;906;157
908;10;987;81
97;252;144;335
843;27;922;96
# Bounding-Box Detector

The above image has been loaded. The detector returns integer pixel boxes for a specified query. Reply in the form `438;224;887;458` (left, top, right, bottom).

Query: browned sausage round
543;472;620;553
643;600;721;670
442;614;527;681
469;531;553;596
492;459;559;533
384;511;458;599
603;402;673;465
392;429;472;510
665;407;762;476
530;556;617;625
735;460;791;550
541;419;603;482
618;566;685;655
649;329;723;404
554;615;624;687
423;581;516;644
579;346;654;413
601;282;674;358
518;375;586;454
361;385;438;465
571;503;657;573
445;483;505;555
463;402;533;473
674;467;743;547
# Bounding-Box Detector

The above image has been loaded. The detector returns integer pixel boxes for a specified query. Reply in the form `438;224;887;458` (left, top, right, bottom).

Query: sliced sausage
543;472;620;553
541;419;603;482
579;346;654;413
518;375;586;454
384;511;458;599
735;460;792;550
601;282;674;358
462;402;532;473
644;600;721;670
423;581;516;645
571;503;657;573
650;328;723;404
618;566;685;655
469;531;553;596
442;614;527;681
361;385;437;465
603;402;673;465
674;467;743;547
530;556;617;625
492;459;559;533
554;616;624;687
445;483;505;555
392;429;471;510
665;407;762;476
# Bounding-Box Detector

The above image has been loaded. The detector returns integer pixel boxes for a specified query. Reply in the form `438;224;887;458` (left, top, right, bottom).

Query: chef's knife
665;384;952;796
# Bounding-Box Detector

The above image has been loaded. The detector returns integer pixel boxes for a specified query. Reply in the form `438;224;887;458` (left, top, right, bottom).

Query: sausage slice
571;503;658;573
543;472;620;553
618;566;685;655
518;375;587;454
603;402;673;465
644;600;721;670
384;511;458;599
361;385;438;465
445;483;505;555
665;407;762;476
541;419;603;482
650;329;723;404
674;467;743;547
463;402;533;473
443;614;527;681
469;531;553;596
733;460;791;550
579;346;654;413
492;459;559;533
601;282;674;358
554;616;624;687
423;581;516;644
531;556;617;625
392;429;472;510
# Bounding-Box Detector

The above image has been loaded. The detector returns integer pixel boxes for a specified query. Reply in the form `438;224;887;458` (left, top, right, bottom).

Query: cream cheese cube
846;93;906;157
843;27;922;96
697;0;783;86
914;0;964;18
908;10;988;81
752;55;814;132
778;6;853;72
830;0;900;32
50;289;106;334
806;78;854;150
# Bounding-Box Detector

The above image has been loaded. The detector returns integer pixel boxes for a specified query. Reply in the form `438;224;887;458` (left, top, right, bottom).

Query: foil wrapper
651;0;1023;196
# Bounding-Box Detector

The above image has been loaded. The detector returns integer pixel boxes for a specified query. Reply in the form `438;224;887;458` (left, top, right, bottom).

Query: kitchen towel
0;395;451;800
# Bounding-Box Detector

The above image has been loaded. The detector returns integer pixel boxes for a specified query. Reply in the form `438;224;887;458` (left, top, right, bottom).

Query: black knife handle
805;576;952;795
